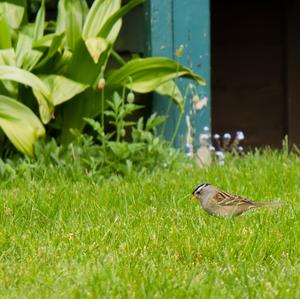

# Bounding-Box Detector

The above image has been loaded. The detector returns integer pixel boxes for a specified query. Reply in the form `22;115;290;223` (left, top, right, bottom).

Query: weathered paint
146;0;210;148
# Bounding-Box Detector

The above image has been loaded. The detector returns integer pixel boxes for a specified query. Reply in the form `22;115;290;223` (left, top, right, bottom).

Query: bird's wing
215;191;256;207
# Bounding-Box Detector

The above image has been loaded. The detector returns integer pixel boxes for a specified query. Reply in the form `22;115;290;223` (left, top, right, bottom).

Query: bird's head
192;183;211;201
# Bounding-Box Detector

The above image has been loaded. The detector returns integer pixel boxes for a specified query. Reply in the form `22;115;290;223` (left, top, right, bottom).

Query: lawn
0;151;299;298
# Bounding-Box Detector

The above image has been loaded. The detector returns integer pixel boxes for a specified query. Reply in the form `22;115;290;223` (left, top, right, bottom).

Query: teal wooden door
146;0;211;148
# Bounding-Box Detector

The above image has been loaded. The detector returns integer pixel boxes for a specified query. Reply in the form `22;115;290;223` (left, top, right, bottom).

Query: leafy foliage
0;0;205;156
34;91;178;176
0;88;179;178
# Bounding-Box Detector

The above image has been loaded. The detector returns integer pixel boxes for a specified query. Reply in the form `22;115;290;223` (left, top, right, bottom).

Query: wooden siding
211;0;286;147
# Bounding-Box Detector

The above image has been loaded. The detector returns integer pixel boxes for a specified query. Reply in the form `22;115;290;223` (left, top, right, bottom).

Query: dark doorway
211;0;287;147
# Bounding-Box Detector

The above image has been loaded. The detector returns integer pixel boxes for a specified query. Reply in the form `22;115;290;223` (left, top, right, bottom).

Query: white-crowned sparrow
192;183;286;217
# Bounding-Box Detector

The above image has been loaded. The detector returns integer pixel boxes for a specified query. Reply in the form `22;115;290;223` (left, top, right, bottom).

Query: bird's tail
255;201;287;207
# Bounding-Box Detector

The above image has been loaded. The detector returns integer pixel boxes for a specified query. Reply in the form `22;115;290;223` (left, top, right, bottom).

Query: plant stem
170;84;190;146
160;59;181;139
101;88;105;129
111;50;126;65
160;100;172;138
170;112;183;146
100;87;107;163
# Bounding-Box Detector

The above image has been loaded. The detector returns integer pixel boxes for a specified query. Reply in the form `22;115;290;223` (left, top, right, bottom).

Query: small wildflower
186;152;193;157
185;143;192;149
215;150;225;160
236;131;245;141
127;91;135;103
97;78;105;89
237;146;244;153
203;126;210;133
213;133;220;140
223;133;231;140
193;96;208;111
215;150;225;166
192;95;200;103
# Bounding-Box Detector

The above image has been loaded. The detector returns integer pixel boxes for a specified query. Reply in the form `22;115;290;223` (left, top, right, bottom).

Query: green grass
0;151;299;298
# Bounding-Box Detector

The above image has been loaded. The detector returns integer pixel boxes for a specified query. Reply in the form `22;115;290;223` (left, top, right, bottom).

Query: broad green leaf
33;33;58;48
0;49;16;66
82;0;121;40
108;141;130;160
20;23;35;38
33;0;45;41
0;66;51;122
34;33;64;69
47;48;72;74
67;37;111;84
44;33;64;59
106;57;206;93
155;80;184;112
56;0;88;35
65;0;88;49
85;37;108;63
56;0;67;34
0;95;45;156
0;13;12;48
60;88;103;143
65;4;81;50
40;75;89;106
15;33;33;67
22;49;43;71
32;89;53;124
62;37;111;142
108;141;144;160
0;2;24;30
99;0;144;43
0;65;50;97
0;49;17;96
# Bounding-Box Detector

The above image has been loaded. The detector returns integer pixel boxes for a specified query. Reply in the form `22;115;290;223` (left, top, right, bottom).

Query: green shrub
0;90;182;179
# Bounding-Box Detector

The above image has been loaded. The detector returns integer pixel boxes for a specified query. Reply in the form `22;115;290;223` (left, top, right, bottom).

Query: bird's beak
192;194;197;200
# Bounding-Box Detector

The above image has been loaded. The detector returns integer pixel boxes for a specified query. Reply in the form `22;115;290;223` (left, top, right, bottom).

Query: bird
192;183;286;217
